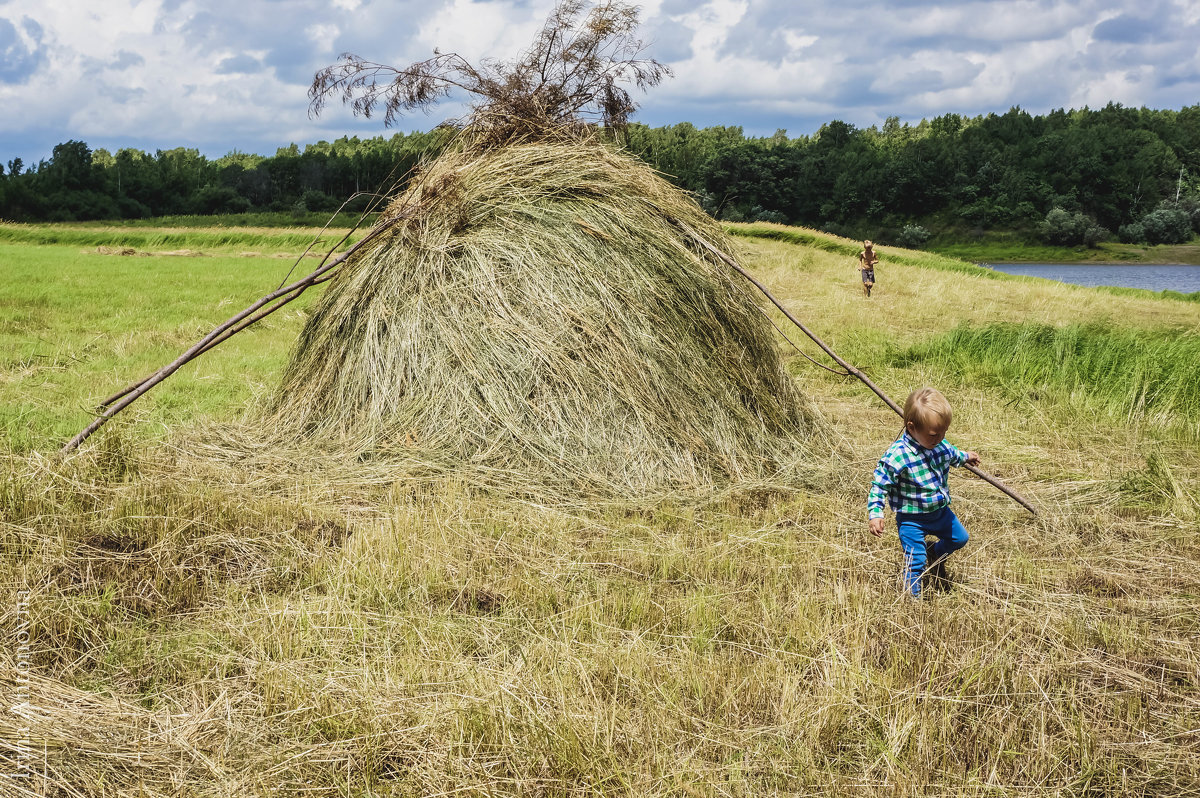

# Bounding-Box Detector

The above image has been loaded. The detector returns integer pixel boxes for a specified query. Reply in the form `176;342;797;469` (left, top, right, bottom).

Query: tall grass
893;321;1200;437
5;441;1200;796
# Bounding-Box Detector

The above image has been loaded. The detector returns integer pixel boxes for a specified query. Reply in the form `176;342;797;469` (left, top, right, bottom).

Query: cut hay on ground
259;135;830;497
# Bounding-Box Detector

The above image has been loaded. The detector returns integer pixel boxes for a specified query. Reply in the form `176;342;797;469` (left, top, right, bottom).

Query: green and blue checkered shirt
868;431;968;518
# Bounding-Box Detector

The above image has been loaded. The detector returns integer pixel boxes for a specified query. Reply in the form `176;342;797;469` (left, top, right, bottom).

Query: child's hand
868;517;885;537
965;450;980;466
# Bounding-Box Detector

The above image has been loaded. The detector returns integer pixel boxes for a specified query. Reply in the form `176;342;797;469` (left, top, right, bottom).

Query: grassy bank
731;223;1200;304
929;239;1200;266
2;223;1199;796
730;223;1010;277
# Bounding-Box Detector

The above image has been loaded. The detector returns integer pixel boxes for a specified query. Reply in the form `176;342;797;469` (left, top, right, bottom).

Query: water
984;263;1200;294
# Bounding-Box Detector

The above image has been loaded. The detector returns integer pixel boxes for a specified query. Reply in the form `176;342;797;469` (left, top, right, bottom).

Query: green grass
727;222;864;257
930;241;1135;263
729;223;1014;278
931;239;1200;266
90;211;380;228
921;224;1200;265
1093;284;1200;304
0;221;360;252
887;322;1200;439
0;241;315;450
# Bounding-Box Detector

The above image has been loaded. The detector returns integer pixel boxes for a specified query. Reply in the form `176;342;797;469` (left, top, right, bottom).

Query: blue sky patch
0;15;44;83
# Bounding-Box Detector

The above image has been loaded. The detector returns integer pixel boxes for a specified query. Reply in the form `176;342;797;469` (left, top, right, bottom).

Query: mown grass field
2;221;1199;796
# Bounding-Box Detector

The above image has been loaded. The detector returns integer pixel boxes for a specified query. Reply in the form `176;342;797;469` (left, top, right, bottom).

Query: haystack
264;134;828;495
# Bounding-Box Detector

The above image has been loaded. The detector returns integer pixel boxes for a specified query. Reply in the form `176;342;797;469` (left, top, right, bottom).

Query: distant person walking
857;240;879;297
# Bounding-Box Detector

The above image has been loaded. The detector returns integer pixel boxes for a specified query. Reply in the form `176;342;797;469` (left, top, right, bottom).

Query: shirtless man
857;240;879;297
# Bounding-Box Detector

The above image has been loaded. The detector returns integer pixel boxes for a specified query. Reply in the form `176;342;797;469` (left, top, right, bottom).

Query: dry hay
94;246;206;257
0;665;229;796
94;245;142;256
255;134;831;498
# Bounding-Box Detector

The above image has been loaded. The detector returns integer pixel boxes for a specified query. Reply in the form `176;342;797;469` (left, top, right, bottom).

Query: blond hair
903;386;952;428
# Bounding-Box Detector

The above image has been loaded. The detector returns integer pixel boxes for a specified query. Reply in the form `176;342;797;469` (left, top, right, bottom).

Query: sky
2;0;1199;166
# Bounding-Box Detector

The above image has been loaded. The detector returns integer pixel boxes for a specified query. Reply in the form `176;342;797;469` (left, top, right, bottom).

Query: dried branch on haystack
309;0;670;145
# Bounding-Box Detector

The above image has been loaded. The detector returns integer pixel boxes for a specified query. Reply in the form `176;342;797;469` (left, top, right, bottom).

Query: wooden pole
686;227;1038;516
61;218;400;454
96;269;337;411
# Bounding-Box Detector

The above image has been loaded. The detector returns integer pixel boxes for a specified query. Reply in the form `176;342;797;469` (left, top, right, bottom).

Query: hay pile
264;135;828;496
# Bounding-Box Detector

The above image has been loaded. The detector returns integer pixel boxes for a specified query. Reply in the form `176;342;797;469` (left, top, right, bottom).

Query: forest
2;102;1199;247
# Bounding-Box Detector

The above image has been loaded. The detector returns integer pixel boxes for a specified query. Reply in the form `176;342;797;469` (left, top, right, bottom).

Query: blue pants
896;507;968;596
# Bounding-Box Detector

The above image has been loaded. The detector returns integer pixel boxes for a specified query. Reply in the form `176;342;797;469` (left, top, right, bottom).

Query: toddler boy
868;387;979;596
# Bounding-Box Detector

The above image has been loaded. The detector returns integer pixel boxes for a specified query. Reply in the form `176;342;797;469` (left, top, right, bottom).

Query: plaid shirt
867;431;968;518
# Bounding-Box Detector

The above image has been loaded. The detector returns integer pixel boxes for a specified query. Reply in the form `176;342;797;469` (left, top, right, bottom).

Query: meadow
2;221;1199;796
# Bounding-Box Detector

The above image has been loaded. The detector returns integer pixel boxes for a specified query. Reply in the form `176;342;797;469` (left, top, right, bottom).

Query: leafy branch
309;0;670;142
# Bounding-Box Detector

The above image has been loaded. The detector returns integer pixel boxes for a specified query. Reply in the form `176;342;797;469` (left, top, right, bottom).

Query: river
984;263;1200;293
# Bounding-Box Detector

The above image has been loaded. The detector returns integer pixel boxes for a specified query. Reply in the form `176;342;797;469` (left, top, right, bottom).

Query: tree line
0;131;451;223
3;102;1199;246
625;103;1200;246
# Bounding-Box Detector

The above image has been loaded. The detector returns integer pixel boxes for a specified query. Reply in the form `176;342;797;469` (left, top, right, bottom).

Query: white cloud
893;1;1086;42
1071;66;1154;109
676;0;748;53
415;0;548;62
869;52;982;96
1;0;1197;161
305;23;340;51
0;0;347;156
783;31;818;51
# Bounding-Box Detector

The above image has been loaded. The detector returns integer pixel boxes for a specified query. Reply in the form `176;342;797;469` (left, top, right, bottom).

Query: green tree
1140;204;1193;244
1038;207;1107;246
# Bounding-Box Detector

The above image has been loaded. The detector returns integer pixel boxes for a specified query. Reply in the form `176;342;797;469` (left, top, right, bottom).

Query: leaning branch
61;218;401;455
98;195;380;412
684;226;1038;516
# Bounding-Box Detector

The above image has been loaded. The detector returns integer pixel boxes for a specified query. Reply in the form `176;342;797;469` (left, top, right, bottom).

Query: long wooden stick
687;228;1038;516
97;196;404;412
61;219;399;454
96;269;337;411
95;214;395;411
